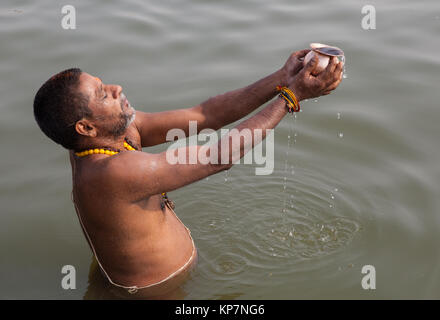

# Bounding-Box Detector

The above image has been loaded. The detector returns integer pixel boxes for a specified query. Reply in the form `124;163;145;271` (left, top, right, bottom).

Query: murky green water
1;0;440;299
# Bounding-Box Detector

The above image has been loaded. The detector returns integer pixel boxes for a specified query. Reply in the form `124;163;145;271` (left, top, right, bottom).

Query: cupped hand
288;55;344;101
281;49;310;86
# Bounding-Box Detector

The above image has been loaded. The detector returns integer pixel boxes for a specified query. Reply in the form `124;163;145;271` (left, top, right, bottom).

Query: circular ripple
176;167;366;281
259;216;361;259
208;252;248;278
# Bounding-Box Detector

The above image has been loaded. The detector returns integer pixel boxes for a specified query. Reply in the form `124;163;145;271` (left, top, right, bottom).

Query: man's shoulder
104;149;154;180
100;150;158;201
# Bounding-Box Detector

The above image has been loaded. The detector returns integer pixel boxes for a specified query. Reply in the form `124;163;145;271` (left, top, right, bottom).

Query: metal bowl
310;43;344;57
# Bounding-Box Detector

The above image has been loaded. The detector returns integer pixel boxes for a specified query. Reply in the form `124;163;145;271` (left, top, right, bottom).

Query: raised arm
113;56;343;200
135;50;310;147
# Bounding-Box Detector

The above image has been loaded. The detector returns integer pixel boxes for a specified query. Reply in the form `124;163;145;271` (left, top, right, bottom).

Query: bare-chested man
33;50;343;299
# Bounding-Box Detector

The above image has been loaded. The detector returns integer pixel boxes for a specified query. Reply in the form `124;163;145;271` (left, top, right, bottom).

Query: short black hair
33;68;92;150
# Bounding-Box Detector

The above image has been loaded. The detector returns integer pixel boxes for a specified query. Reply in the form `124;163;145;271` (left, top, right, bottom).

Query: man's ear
75;119;97;138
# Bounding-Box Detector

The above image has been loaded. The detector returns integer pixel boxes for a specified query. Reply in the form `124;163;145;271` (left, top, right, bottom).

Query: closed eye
101;84;107;100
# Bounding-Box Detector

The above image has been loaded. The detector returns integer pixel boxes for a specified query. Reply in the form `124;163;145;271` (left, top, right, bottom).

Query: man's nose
109;85;123;99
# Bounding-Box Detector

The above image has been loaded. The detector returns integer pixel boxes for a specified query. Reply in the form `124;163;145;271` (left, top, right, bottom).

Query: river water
1;0;440;299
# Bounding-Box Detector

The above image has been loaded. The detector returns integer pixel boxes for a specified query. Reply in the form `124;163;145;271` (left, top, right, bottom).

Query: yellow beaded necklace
74;139;175;210
75;139;137;157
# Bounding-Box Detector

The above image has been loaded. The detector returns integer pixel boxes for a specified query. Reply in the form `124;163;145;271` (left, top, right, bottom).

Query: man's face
78;72;136;138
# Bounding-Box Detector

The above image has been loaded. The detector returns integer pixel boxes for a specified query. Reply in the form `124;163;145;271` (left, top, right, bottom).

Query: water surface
1;0;440;299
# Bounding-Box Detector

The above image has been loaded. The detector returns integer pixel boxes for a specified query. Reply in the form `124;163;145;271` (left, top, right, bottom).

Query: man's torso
69;124;195;287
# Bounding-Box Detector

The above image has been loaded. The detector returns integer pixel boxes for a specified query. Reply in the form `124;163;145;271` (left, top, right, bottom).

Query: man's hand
288;55;344;101
281;49;311;87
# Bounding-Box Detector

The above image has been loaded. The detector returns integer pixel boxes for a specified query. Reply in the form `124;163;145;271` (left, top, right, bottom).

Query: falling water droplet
341;56;348;79
331;193;335;200
338;132;344;138
334;188;338;192
337;112;341;120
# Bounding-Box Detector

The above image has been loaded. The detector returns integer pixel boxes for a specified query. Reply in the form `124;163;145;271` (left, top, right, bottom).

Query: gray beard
125;109;136;128
105;109;136;138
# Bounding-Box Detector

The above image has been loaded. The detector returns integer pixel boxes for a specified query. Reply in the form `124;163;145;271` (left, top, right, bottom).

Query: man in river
33;49;343;299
